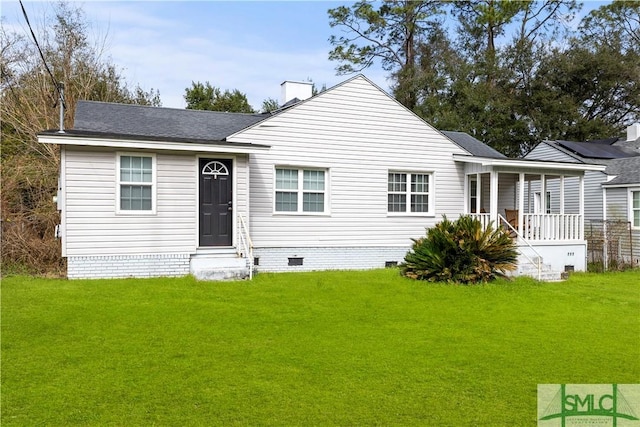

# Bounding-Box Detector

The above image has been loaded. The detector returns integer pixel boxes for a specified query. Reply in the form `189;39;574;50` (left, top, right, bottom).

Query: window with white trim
546;191;552;214
534;191;552;214
275;167;327;213
388;172;433;214
117;154;155;213
632;190;640;228
469;177;478;213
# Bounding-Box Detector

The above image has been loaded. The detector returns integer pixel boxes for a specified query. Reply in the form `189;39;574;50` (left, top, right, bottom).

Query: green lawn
2;269;639;426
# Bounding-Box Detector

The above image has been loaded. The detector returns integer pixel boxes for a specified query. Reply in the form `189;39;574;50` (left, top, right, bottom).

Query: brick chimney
280;81;313;105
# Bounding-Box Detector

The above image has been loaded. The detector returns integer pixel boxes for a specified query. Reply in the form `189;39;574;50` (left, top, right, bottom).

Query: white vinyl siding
606;188;627;221
230;76;467;248
583;171;607;220
62;149;250;257
525;142;581;163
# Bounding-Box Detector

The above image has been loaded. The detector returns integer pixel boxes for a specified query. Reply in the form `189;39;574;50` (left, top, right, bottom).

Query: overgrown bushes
1;153;64;275
401;215;518;284
1;3;159;275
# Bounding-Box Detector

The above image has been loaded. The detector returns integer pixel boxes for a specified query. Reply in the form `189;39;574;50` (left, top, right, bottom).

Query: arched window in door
201;161;229;179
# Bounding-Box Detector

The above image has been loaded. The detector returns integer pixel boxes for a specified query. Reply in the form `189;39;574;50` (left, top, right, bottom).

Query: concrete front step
519;270;564;281
190;253;249;281
517;263;563;281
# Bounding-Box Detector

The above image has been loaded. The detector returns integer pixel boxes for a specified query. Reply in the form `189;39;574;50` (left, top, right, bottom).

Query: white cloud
2;0;394;110
78;1;393;109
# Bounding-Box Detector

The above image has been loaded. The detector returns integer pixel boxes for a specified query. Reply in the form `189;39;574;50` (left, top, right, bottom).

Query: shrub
400;215;518;284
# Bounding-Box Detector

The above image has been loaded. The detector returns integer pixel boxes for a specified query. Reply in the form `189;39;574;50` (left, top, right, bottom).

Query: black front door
199;158;233;246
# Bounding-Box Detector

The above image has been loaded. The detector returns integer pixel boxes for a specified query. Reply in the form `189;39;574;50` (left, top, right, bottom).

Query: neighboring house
525;124;640;267
38;75;604;280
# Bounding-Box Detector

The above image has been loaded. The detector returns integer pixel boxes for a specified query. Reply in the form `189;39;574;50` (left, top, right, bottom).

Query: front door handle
228;201;233;211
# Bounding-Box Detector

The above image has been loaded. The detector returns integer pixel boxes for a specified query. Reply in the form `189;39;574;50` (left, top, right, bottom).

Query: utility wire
19;0;65;108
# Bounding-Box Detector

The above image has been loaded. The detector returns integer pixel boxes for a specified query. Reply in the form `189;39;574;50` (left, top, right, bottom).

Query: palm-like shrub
400;215;518;284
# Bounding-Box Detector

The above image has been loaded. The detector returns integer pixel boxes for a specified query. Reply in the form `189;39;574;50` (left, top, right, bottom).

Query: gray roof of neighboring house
72;100;269;142
603;156;640;186
615;136;640;153
441;131;507;159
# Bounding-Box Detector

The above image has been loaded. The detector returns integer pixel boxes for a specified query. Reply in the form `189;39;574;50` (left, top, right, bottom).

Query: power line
18;0;65;108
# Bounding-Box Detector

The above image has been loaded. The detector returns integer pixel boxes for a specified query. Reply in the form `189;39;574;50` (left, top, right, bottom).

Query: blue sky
2;1;610;110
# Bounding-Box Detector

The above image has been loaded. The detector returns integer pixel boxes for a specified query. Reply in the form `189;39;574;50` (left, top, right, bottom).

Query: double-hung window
275;167;327;213
632;190;640;228
469;177;478;213
534;191;552;214
117;153;155;213
388;172;433;214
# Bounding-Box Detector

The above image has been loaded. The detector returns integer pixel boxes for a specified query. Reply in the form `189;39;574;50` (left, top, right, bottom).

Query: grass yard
2;269;639;426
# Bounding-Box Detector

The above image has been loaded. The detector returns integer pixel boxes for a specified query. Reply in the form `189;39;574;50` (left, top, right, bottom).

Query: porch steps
190;249;250;281
516;257;564;282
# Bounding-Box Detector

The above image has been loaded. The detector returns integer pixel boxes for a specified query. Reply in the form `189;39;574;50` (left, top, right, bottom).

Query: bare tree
1;2;160;274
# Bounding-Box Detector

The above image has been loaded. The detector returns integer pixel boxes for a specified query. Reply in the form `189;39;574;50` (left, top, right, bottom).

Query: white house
525;124;640;268
38;75;605;280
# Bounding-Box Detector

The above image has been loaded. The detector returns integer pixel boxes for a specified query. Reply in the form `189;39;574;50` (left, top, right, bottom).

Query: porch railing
472;213;492;230
470;213;583;241
237;214;254;280
521;214;583;241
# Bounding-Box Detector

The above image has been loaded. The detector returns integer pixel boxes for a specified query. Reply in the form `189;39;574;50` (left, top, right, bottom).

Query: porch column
464;174;469;213
490;171;498;224
476;173;481;214
559;175;565;214
540;174;546;214
518;172;525;235
579;174;585;240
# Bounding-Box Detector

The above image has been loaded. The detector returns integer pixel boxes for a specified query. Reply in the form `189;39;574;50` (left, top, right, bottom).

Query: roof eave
602;175;640;188
602;180;640;188
453;154;607;171
37;132;270;154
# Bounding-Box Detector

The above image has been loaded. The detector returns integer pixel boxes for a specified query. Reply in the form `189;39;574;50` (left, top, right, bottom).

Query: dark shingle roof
441;131;507;159
73;101;267;141
603;156;640;186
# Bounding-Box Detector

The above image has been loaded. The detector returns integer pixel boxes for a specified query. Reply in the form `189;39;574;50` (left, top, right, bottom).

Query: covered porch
454;155;606;279
455;155;606;242
466;171;585;242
